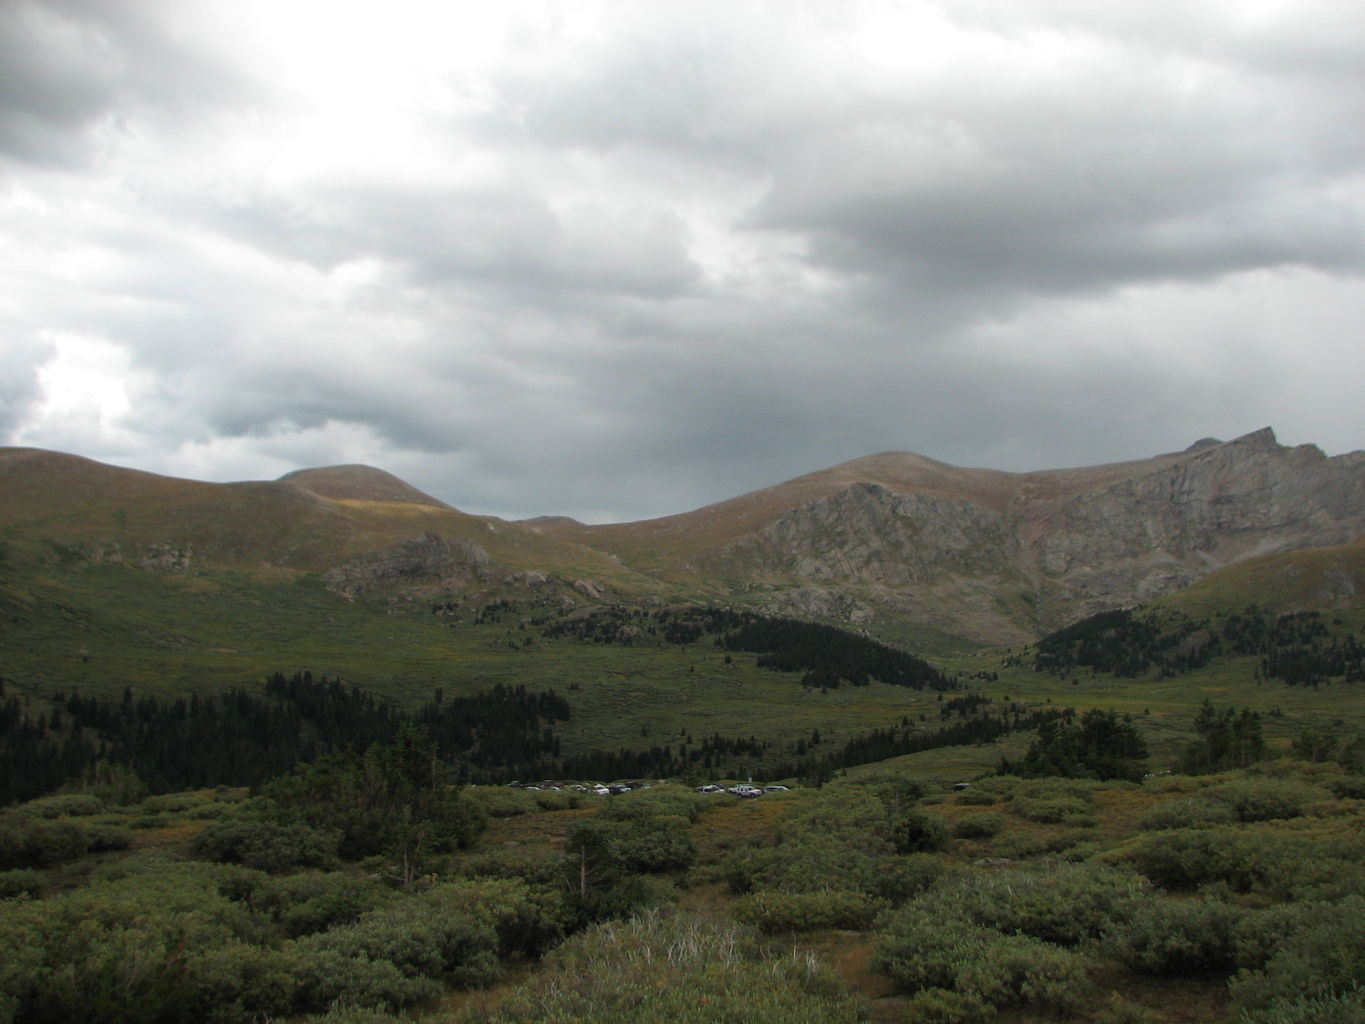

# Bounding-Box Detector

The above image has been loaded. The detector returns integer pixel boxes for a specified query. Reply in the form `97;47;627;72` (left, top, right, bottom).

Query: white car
729;784;761;798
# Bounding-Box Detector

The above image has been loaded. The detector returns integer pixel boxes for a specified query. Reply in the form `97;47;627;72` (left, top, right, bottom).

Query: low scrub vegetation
0;753;1359;1024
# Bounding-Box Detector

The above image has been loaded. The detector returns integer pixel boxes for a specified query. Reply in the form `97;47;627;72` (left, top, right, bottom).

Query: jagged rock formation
321;533;492;597
541;428;1365;642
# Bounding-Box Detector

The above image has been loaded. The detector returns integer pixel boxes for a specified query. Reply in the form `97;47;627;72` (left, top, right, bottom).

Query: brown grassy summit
0;447;646;589
0;447;217;525
278;465;453;509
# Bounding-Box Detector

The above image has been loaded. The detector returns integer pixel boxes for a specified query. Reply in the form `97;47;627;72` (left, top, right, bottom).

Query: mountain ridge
3;428;1361;643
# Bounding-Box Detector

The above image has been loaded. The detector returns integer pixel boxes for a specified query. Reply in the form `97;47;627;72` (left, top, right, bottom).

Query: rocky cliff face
585;428;1364;642
321;533;493;597
1028;430;1363;619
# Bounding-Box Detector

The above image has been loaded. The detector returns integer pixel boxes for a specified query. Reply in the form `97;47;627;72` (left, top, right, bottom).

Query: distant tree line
511;703;1061;787
718;614;957;691
538;604;958;692
0;674;568;805
1023;607;1362;686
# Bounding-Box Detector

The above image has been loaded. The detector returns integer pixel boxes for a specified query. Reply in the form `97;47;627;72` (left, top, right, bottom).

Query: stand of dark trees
0;674;568;805
539;605;958;692
998;708;1149;782
508;705;1062;788
1178;700;1267;774
1023;607;1362;686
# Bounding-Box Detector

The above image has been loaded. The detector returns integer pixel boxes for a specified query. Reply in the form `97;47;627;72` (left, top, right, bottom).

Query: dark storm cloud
0;0;250;167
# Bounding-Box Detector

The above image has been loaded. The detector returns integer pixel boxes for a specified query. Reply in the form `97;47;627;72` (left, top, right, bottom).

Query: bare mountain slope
4;429;1361;643
535;428;1365;641
0;447;650;600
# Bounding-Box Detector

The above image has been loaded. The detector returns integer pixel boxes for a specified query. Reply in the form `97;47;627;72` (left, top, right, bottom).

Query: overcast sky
2;0;1362;522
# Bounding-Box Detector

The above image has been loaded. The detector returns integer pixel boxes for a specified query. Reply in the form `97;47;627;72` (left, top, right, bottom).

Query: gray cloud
0;0;250;167
2;1;1362;523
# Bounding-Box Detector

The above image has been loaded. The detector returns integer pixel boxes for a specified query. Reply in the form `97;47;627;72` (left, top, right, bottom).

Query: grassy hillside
4;532;1364;786
0;447;653;583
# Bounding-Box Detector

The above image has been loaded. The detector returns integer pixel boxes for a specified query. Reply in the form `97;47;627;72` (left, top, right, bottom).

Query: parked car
696;784;726;794
762;785;790;793
607;784;632;795
591;784;610;796
729;784;761;798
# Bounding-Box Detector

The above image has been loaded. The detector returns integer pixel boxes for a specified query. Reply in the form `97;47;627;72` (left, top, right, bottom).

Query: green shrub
0;869;44;899
953;789;997;806
732;889;885;933
566;815;696;874
464;788;541;818
1326;775;1365;800
873;914;993;993
1235;903;1333;971
889;809;949;852
956;933;1092;1015
1208;779;1327;822
873;854;946;902
873;911;1091;1012
1123;828;1293;893
777;786;897;853
5;862;275;1023
1230;895;1365;1016
186;940;306;1023
192;820;340;873
0;816;89;869
722;835;935;903
900;987;993;1023
1121;829;1364;898
576;872;677;922
1106;895;1244;975
298;1006;408;1024
0;899;46;1023
1137;797;1238;830
952;813;1005;839
1009;794;1092;823
85;823;132;853
140;793;203;814
21;793;105;818
599;786;709;823
293;879;564;1010
914;862;1146;947
969;775;1021;796
293;945;443;1013
994;828;1095;859
529;789;582;811
1143;774;1203;793
454;847;562;887
252;871;390;938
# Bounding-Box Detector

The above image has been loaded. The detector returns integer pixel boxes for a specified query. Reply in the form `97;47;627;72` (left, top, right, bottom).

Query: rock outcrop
553;428;1364;642
321;533;492;597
